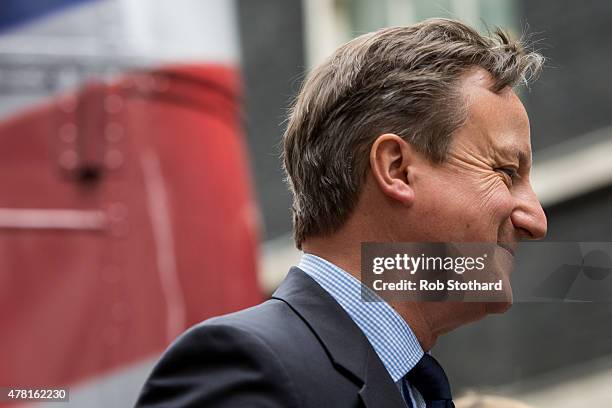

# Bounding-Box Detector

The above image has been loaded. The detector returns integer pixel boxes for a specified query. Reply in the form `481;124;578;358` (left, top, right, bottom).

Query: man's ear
369;134;415;206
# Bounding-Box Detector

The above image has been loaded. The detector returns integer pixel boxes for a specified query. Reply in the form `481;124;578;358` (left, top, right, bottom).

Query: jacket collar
272;267;406;408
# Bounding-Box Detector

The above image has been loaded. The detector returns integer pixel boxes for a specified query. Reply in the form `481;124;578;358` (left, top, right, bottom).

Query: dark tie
405;354;454;408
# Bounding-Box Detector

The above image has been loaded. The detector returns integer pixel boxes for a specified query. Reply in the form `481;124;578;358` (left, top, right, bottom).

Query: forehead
456;68;532;165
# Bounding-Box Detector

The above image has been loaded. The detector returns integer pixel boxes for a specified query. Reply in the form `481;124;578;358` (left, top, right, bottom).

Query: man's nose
511;183;548;240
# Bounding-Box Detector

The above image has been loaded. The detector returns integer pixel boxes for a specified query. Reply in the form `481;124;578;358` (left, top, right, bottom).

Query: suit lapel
272;267;406;408
358;346;407;408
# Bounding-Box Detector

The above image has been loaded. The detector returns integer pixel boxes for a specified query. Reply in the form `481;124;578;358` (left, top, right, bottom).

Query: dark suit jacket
136;267;407;407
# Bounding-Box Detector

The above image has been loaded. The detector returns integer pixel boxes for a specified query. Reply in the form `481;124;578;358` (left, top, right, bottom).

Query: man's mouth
497;242;516;257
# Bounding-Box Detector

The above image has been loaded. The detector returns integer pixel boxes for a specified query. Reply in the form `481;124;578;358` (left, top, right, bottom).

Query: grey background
237;0;303;239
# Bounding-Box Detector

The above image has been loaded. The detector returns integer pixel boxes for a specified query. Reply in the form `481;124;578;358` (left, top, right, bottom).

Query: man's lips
497;242;516;257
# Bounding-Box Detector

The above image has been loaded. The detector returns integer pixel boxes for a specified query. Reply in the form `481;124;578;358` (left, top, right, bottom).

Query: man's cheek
474;176;513;213
485;190;514;222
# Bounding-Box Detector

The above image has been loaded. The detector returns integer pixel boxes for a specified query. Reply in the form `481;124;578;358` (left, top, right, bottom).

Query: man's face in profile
407;67;548;310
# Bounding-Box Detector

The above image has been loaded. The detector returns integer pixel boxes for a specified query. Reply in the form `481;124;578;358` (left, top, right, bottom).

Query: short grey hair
282;18;544;249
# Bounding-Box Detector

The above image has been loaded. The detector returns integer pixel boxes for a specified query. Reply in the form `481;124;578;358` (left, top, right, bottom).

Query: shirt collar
298;253;424;382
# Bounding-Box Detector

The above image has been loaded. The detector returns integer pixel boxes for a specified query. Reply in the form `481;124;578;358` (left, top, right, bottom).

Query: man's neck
302;239;440;351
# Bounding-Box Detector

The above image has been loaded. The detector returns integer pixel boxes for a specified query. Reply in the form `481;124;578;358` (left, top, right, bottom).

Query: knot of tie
405;354;454;408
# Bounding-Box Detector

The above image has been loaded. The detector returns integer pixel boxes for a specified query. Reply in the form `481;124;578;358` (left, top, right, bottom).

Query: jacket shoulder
136;299;304;407
205;298;309;342
204;298;361;406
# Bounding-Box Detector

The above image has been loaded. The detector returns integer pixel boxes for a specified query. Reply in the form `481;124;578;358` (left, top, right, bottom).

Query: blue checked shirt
298;253;426;408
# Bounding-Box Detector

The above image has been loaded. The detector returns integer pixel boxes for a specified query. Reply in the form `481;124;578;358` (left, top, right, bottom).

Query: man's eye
496;167;518;184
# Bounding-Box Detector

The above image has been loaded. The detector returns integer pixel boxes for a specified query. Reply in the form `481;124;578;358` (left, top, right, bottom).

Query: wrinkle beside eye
495;167;520;188
446;153;490;174
481;171;509;194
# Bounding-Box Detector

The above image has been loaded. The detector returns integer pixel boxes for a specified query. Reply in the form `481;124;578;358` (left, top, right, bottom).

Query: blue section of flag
0;0;98;33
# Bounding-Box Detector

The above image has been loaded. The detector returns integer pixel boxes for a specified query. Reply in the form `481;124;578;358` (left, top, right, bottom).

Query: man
136;18;547;407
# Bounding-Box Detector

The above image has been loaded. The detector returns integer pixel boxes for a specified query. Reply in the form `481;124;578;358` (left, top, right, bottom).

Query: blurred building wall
519;0;612;151
237;0;304;240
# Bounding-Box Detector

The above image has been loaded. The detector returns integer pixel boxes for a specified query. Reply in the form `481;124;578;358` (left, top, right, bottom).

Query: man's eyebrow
498;145;531;167
517;149;530;167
